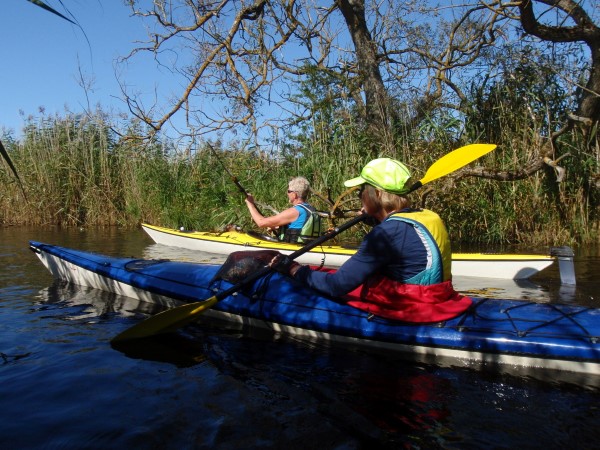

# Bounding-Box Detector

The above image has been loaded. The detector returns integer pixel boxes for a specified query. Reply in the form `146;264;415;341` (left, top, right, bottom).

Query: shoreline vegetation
1;111;598;248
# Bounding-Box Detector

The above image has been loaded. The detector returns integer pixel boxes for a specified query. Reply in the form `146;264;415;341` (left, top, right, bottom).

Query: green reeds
1;110;598;246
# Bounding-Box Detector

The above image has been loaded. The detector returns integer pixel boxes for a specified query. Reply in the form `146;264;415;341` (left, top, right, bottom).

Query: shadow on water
110;334;208;368
139;320;600;448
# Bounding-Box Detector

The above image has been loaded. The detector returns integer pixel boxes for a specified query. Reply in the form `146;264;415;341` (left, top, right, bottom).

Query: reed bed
1;111;598;247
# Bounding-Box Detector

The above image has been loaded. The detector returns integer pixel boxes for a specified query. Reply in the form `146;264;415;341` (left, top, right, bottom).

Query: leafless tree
452;0;599;186
121;0;503;153
121;0;597;180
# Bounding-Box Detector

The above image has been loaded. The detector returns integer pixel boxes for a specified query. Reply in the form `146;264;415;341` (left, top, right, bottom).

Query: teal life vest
385;209;452;284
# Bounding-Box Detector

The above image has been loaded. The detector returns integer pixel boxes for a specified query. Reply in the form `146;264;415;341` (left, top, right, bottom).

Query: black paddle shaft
208;143;250;196
213;213;367;301
207;143;272;221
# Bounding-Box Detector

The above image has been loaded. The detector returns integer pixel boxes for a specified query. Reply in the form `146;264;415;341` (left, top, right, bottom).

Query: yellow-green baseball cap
344;158;412;194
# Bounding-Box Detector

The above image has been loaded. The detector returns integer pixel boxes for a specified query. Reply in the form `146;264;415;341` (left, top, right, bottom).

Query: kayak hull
141;223;555;279
30;241;600;381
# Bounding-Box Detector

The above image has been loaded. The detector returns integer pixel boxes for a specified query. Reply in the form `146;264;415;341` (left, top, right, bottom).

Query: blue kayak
29;241;600;380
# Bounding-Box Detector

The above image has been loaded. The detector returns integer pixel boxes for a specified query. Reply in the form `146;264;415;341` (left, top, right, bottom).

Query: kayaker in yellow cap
278;158;471;323
245;176;322;243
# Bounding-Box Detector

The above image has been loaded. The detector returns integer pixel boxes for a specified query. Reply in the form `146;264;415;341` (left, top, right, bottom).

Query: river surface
1;225;600;449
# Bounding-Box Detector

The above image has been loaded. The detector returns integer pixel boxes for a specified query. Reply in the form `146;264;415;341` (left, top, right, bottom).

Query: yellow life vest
387;209;452;283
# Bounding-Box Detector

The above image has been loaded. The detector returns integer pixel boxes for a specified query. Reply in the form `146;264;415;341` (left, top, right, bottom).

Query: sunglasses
287;189;295;193
357;185;366;198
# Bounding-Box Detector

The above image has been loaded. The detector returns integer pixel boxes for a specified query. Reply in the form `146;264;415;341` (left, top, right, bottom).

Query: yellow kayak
141;223;557;280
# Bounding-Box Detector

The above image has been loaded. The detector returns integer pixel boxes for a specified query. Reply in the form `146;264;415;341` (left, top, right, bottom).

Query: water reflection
111;333;208;368
453;276;552;301
37;280;165;318
143;242;227;264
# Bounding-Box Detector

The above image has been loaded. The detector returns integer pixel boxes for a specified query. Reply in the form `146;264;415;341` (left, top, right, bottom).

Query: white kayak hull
142;223;556;279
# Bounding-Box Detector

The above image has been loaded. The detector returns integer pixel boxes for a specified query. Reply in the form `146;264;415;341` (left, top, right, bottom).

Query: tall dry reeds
1;110;598;246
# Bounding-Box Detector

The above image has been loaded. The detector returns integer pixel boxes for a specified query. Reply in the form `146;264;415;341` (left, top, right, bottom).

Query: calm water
1;226;600;449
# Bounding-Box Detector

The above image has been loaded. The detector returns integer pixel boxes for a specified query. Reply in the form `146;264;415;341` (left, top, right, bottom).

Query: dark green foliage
465;48;572;143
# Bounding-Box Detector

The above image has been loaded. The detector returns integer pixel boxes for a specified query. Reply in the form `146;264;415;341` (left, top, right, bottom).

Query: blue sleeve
294;224;395;297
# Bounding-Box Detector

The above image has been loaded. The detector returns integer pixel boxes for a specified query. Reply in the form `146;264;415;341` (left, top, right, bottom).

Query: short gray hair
288;176;310;199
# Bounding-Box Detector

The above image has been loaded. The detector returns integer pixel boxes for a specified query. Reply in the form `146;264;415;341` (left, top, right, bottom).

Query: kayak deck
141;223;557;279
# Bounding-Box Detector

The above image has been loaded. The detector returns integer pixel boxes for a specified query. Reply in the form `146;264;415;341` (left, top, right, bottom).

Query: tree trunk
518;0;600;126
578;45;600;124
336;0;393;154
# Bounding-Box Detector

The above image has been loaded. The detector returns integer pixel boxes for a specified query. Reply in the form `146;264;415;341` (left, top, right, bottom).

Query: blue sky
3;1;596;144
1;1;169;138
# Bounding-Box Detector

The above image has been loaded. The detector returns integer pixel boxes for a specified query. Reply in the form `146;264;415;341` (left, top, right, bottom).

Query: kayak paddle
407;143;496;192
208;142;276;236
111;212;368;343
111;142;496;342
208;143;253;198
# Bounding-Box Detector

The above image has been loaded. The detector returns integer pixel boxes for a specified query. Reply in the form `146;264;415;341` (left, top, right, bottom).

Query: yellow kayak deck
141;223;556;279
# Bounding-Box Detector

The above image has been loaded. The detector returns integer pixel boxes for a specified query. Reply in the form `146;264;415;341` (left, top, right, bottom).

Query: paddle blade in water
111;297;219;343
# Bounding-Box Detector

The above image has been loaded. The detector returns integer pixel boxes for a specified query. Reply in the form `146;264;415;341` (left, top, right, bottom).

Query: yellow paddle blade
419;143;496;186
111;296;219;343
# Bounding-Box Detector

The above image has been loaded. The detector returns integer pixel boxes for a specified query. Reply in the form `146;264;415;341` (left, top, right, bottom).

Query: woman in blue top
245;176;320;243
